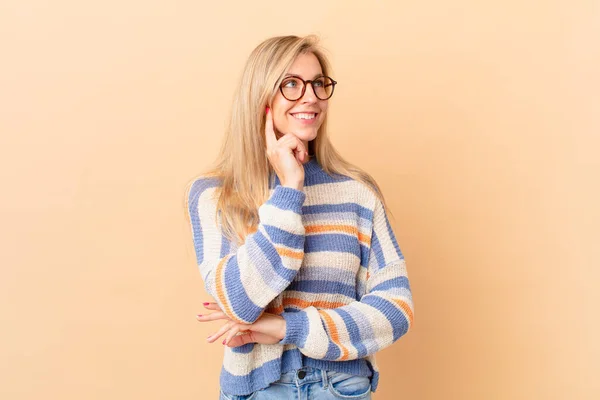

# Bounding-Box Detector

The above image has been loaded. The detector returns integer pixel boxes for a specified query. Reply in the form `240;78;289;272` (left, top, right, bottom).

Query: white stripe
324;309;359;359
222;343;283;376
304;180;374;207
301;307;330;358
259;203;304;235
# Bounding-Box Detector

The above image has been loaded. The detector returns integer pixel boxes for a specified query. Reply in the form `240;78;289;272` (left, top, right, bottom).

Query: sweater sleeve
278;195;413;360
187;178;306;324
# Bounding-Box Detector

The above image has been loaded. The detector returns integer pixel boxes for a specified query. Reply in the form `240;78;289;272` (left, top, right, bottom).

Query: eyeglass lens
281;76;335;101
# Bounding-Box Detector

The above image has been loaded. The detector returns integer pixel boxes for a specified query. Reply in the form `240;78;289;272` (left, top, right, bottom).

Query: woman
186;35;413;400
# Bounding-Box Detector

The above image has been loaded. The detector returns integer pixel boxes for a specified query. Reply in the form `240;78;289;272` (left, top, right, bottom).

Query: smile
291;113;317;120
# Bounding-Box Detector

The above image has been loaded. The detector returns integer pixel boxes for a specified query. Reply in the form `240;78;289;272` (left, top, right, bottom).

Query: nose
300;82;318;103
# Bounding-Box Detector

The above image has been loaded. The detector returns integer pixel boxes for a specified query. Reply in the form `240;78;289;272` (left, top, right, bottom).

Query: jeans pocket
219;389;258;400
327;372;372;399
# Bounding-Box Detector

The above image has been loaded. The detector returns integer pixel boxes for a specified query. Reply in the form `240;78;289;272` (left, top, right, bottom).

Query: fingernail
203;302;210;306
265;106;270;113
196;314;203;318
222;339;227;345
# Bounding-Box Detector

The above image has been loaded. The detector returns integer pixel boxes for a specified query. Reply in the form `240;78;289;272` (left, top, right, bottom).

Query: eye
313;78;325;87
283;78;300;88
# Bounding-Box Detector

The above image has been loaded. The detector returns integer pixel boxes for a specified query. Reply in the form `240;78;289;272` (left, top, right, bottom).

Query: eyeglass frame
278;74;338;101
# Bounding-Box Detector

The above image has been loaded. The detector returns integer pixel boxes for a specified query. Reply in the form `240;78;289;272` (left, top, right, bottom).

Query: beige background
1;1;599;399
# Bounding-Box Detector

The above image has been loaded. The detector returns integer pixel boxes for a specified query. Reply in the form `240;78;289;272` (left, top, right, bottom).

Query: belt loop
321;369;329;389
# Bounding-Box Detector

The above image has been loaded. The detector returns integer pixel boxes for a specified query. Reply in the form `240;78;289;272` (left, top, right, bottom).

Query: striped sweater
187;157;413;396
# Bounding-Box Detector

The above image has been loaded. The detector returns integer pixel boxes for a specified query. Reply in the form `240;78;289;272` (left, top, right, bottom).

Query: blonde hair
185;34;392;244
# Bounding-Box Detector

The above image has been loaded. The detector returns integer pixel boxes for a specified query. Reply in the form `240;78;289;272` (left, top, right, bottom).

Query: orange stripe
214;255;244;323
306;224;356;235
305;224;371;246
283;298;347;309
266;304;284;315
393;299;414;326
276;247;304;260
358;232;371;246
319;311;350;360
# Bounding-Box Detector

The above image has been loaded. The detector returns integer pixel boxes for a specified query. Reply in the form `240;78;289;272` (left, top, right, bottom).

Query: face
270;52;329;144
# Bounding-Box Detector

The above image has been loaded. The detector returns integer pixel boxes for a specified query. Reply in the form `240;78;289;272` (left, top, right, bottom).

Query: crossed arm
191;182;413;361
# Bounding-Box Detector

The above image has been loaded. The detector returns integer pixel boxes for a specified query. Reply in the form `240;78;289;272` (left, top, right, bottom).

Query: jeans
219;366;372;400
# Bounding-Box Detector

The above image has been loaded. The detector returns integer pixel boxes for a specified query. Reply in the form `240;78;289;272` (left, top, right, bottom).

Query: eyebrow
284;73;324;79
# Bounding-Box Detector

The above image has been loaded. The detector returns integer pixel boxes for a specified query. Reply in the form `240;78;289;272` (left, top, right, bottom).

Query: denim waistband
276;366;331;388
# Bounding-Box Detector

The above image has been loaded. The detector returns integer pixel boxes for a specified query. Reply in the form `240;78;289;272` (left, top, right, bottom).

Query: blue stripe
369;230;386;269
263;225;304;249
305;171;352;186
361;295;410;341
188;177;220;265
370;276;411;292
345;305;378;351
220;231;231;258
271;168;352;188
223;256;263;322
384;211;404;259
303;203;373;221
288;280;355;298
324;339;342;360
305;234;361;258
266;186;305;211
249;229;298;281
231;343;255;354
280;310;310;347
335;308;369;358
360;243;370;267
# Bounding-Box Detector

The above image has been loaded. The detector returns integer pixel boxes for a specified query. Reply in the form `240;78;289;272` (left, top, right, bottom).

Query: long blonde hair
185;35;392;244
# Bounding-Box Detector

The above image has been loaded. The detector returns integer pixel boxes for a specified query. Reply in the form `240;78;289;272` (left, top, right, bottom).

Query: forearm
191;183;306;324
278;259;413;360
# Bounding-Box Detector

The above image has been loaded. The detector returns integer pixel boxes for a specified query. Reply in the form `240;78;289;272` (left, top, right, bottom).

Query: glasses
279;75;337;101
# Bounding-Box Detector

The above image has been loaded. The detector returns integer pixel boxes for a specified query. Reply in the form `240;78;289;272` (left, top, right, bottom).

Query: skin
198;302;285;347
196;52;331;346
270;52;329;152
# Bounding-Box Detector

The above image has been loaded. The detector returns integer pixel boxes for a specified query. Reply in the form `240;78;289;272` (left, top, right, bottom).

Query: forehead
286;52;323;78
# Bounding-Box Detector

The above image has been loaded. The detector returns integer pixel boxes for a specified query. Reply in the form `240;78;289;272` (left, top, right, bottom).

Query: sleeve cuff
278;310;308;346
268;186;306;214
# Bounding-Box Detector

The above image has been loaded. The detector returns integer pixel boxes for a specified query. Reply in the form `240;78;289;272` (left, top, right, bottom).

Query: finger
206;320;236;343
228;331;281;347
276;136;307;165
280;133;307;155
295;149;306;164
223;324;249;346
227;331;254;348
196;311;229;322
265;107;278;149
292;141;308;164
202;302;221;311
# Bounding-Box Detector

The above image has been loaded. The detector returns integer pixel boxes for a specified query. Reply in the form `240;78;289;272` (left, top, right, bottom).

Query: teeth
293;113;316;120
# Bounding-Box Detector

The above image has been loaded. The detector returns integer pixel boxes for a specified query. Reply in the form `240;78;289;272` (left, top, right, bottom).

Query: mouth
290;112;319;122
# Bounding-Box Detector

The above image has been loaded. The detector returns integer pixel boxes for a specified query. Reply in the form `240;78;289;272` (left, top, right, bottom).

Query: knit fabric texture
187;158;414;396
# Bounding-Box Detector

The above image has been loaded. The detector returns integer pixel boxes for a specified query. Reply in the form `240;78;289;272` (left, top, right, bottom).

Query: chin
294;130;318;142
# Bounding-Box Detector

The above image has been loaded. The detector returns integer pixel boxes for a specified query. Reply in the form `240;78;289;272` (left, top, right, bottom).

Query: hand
265;107;307;190
196;302;286;348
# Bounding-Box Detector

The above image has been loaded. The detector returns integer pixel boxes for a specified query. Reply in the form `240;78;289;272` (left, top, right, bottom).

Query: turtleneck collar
270;156;323;188
303;156;322;176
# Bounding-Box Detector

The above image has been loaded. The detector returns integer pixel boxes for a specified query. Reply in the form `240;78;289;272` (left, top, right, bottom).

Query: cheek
320;102;329;114
271;109;290;133
273;107;292;127
276;110;290;126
